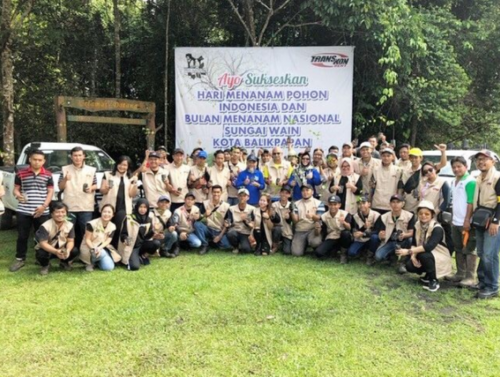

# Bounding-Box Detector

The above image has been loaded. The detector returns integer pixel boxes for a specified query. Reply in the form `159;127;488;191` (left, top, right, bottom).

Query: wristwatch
492;218;499;225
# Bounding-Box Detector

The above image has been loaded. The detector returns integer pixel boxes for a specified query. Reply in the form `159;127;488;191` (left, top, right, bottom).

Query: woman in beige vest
253;193;281;256
397;200;452;292
100;155;138;247
330;158;362;215
80;204;121;272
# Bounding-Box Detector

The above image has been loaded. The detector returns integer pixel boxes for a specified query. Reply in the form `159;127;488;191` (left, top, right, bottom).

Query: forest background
0;0;499;164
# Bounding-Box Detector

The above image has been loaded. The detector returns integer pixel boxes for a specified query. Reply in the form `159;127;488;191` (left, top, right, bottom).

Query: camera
390;229;403;242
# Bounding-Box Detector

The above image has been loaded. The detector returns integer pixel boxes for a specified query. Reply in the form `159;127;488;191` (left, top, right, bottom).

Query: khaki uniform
99;172;135;213
189;165;209;203
62;164;96;212
371;164;402;211
272;201;293;240
420;177;445;214
332;173;360;215
264;160;292;198
167;164;191;204
208;165;231;202
79;218;121;265
414;220;452;279
141;168;169;208
354;158;381;200
173;205;200;233
35;219;74;250
353;210;380;242
117;215;153;265
202;199;230;231
379;210;414;246
472;167;500;211
227;204;256;235
294;197;323;232
151;208;172;233
321;209;350;240
318;167;340;205
227;161;246;198
402;168;422;213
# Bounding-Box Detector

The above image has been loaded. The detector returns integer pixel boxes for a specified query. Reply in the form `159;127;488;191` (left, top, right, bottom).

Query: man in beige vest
59;146;97;250
472;150;500;299
167;148;191;213
225;188;256;254
227;147;246;206
315;195;353;263
373;194;415;264
208;150;231;202
291;184;325;256
188;150;210;209
370;148;403;215
138;151;169;209
354;142;381;199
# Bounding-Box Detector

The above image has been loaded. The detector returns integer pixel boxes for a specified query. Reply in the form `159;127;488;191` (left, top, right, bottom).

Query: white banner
175;47;353;154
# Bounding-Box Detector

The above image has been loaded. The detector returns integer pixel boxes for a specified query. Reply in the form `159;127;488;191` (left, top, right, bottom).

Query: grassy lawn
1;229;500;377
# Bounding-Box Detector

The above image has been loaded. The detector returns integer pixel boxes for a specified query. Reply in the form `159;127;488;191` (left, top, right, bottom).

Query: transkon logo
311;53;349;68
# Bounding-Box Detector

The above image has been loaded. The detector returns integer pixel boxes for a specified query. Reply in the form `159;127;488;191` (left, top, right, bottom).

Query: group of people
3;136;500;299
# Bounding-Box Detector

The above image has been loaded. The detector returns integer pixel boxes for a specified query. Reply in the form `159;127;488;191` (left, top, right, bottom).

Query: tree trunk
243;0;257;46
410;116;418;146
164;0;171;148
1;0;15;166
113;0;121;98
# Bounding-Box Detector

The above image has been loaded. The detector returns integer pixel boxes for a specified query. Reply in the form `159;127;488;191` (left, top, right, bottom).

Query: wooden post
55;96;67;142
147;107;156;150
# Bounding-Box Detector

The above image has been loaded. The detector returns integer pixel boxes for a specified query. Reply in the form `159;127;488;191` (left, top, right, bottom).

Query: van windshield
43;150;115;172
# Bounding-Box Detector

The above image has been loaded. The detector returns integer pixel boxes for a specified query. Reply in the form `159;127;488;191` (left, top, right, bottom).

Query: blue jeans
476;228;500;292
162;231;178;251
193;221;231;249
92;249;115;271
185;233;202;248
375;238;412;262
348;237;378;257
70;212;93;249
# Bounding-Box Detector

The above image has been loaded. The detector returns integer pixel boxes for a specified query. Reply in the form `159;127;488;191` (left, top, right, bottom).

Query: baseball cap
417;200;435;213
148;151;160;159
238;188;249;196
157;195;171;203
380;148;395;155
197;150;208;159
474;149;495;160
247;154;258;162
342;142;353;148
184;192;195;199
280;185;292;193
173;148;184;155
357;194;370;203
301;183;314;190
409;148;423;157
359;142;372;149
390;194;405;202
328;195;341;203
157;145;168;153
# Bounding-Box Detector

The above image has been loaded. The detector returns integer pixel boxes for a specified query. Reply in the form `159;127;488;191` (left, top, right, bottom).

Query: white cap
359;142;372;149
238;188;250;196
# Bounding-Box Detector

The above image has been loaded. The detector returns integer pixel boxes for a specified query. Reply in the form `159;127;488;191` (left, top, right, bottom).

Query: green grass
1;229;500;377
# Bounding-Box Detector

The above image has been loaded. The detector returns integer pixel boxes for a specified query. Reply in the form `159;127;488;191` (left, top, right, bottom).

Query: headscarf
132;198;150;224
340;158;354;176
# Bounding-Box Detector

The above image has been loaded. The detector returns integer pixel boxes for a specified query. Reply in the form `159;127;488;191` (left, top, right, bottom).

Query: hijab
340;158;354;176
133;198;150;224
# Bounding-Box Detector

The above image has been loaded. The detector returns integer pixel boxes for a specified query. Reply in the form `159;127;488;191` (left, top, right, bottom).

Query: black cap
173;148;184;155
148;151;160;159
185;192;195;199
157;145;168;152
280;185;292;193
357;194;370;203
301;184;313;190
328;195;341;203
247;154;258;162
390;194;405;202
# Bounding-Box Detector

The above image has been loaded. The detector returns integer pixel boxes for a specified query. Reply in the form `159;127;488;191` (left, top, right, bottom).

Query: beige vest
354;158;381;199
141;168;169;208
319;167;340;206
402;168;422;213
151;208;172;233
415;220;452;279
174;205;200;233
253;208;275;246
117;215;152;264
333;174;360;215
79;218;121;264
202;199;230;231
167;163;191;204
99;172;134;214
420;177;445;214
371;164;402;210
228;204;256;235
379;210;414;246
272;201;293;239
62;164;96;212
208;165;231;202
265;160;292;197
353;209;380;242
189;165;209;203
294;197;323;232
35;219;74;250
473;167;500;210
321;209;350;240
227;161;246;198
397;159;412;171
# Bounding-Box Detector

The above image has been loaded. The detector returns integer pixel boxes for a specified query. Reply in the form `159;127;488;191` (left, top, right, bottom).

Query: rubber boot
459;254;478;288
445;252;466;282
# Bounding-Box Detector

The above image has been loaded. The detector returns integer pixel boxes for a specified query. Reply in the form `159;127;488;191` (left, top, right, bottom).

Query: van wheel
0;208;14;230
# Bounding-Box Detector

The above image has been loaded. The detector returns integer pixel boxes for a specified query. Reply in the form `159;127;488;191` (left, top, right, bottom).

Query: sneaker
40;265;50;276
9;259;25;272
232;248;239;254
159;248;169;258
59;261;72;271
85;264;95;272
139;255;151;265
199;245;209;255
419;275;430;285
423;280;440;292
476;290;499;299
397;263;407;275
172;245;180;257
340;254;348;264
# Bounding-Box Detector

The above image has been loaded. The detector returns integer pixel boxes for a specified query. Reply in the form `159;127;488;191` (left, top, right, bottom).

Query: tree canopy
1;0;499;163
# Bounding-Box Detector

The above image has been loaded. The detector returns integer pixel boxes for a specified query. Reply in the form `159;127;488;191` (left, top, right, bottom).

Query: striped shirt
15;166;54;216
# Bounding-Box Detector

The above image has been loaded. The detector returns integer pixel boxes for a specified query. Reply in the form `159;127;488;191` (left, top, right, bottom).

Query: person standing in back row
59;146;97;250
9;150;54;272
